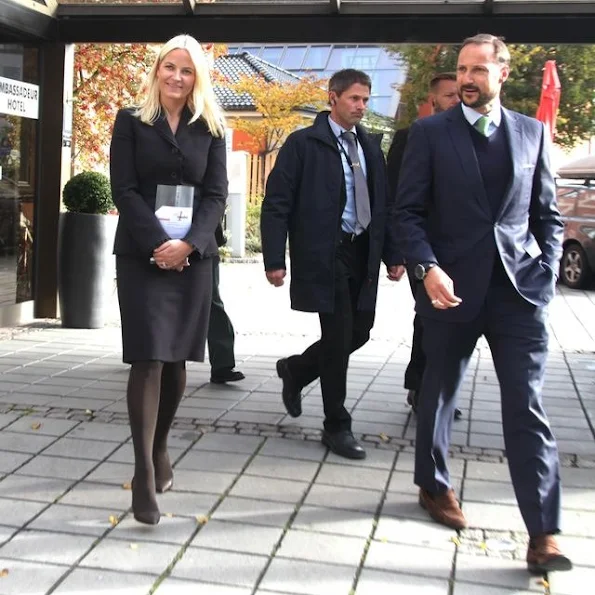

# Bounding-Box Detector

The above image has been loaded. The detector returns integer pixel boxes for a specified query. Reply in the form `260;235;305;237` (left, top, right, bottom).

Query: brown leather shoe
419;488;467;530
527;534;572;574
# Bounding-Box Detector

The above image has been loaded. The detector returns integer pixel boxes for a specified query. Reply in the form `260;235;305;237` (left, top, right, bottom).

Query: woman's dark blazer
110;107;227;259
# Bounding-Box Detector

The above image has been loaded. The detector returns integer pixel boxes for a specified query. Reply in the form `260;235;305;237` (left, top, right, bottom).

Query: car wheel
561;243;591;289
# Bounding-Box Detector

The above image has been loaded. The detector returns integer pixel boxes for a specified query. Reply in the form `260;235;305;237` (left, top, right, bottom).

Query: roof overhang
0;0;57;41
3;1;595;44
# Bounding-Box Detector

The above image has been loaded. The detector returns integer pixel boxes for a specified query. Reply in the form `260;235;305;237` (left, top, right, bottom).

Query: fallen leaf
165;512;174;518
379;433;389;443
85;409;93;415
540;579;550;588
450;536;461;546
195;515;208;525
122;482;132;490
31;422;41;430
479;542;488;550
108;515;118;526
129;543;138;550
380;537;388;543
0;569;8;578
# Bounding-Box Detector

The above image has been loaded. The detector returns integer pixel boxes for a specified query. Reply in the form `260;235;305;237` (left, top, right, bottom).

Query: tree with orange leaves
231;75;328;156
73;43;155;172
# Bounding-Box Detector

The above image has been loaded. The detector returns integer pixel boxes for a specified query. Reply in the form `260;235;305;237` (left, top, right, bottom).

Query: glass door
0;44;38;306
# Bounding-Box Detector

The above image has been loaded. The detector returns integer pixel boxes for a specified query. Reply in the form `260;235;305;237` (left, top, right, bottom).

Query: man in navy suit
393;34;572;574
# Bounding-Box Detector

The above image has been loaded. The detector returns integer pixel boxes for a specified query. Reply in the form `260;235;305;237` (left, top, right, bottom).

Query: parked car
555;155;595;289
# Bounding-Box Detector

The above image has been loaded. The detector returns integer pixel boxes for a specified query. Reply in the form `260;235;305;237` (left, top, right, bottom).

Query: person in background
387;72;463;419
208;221;245;384
261;68;404;461
110;34;227;525
393;33;571;574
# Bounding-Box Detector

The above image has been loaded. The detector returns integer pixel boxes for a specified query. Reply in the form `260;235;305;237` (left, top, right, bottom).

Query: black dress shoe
276;358;302;417
322;430;366;460
454;408;463;420
210;368;246;384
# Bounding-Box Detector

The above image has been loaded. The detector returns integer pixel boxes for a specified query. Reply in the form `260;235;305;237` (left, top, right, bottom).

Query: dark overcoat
261;111;401;313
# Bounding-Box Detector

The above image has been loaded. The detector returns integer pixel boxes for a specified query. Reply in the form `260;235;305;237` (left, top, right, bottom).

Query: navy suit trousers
415;276;561;537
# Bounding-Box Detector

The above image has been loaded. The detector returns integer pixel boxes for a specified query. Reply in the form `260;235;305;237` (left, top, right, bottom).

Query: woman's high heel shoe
131;476;160;525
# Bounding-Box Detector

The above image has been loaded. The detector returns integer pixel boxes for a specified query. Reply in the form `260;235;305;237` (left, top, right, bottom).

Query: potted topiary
58;171;118;328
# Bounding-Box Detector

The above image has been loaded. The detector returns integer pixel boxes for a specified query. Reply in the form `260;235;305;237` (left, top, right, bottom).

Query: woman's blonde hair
135;34;225;137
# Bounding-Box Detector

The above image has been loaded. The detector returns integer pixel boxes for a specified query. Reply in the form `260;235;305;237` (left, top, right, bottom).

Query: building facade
227;44;405;118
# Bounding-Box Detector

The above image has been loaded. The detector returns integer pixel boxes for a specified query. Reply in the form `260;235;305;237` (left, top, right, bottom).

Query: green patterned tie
474;115;490;137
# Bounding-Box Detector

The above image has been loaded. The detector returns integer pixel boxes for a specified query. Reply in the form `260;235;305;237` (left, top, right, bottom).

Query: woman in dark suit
110;35;227;525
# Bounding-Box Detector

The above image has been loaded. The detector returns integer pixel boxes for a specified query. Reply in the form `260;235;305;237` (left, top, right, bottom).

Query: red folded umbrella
536;60;561;142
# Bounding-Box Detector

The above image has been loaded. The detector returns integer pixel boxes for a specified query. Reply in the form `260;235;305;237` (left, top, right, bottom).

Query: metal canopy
2;1;595;43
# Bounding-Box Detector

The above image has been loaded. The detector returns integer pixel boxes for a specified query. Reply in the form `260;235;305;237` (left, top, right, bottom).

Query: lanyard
335;132;357;171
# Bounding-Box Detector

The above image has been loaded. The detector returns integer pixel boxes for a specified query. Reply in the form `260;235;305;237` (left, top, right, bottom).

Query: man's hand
266;269;286;287
387;264;406;282
174;258;190;272
153;240;193;270
424;266;462;309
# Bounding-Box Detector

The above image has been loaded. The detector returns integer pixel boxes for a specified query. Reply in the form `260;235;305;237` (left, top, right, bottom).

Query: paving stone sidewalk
0;263;592;595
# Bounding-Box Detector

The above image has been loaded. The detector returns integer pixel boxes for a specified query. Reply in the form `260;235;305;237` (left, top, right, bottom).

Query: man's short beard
461;90;494;109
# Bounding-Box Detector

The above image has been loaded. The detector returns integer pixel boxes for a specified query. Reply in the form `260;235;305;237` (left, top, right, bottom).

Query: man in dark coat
386;73;462;418
261;69;405;460
393;34;571;573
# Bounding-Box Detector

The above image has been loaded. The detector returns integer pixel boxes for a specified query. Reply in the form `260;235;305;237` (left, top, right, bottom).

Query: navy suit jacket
393;104;564;322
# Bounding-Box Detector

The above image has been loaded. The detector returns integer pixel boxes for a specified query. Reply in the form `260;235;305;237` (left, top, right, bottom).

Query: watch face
414;264;425;280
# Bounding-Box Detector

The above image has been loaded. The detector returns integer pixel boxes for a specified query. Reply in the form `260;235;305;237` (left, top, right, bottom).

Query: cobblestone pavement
0;263;592;594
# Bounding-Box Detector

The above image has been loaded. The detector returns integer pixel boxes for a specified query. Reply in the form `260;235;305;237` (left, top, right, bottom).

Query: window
352;46;381;70
243;46;263;57
280;46;307;70
326;46;357;70
0;45;38;305
371;70;399;96
376;50;399;69
368;96;391;116
303;46;331;70
261;47;284;65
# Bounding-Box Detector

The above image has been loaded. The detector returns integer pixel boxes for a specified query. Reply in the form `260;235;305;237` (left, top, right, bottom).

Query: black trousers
207;256;236;372
415;274;561;537
286;234;375;432
404;269;425;391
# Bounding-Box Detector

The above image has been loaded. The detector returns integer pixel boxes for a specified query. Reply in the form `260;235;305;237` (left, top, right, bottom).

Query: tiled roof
214;52;303;111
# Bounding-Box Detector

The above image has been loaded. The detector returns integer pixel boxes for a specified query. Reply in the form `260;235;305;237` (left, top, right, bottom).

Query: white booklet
155;184;194;239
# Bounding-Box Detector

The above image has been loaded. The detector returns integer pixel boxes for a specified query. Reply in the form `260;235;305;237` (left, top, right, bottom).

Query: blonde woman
110;35;227;524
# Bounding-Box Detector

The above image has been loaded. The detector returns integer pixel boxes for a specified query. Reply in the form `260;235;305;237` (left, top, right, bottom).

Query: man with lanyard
261;68;404;459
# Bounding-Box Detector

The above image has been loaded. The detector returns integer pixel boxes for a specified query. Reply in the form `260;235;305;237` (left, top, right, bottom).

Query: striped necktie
341;131;371;230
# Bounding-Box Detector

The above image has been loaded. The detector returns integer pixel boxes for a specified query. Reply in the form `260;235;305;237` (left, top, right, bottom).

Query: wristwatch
414;262;437;281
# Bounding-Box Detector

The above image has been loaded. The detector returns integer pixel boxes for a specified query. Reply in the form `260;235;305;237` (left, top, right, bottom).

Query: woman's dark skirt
116;255;212;363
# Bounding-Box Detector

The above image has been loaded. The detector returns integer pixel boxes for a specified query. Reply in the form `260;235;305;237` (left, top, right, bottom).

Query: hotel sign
0;76;39;120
